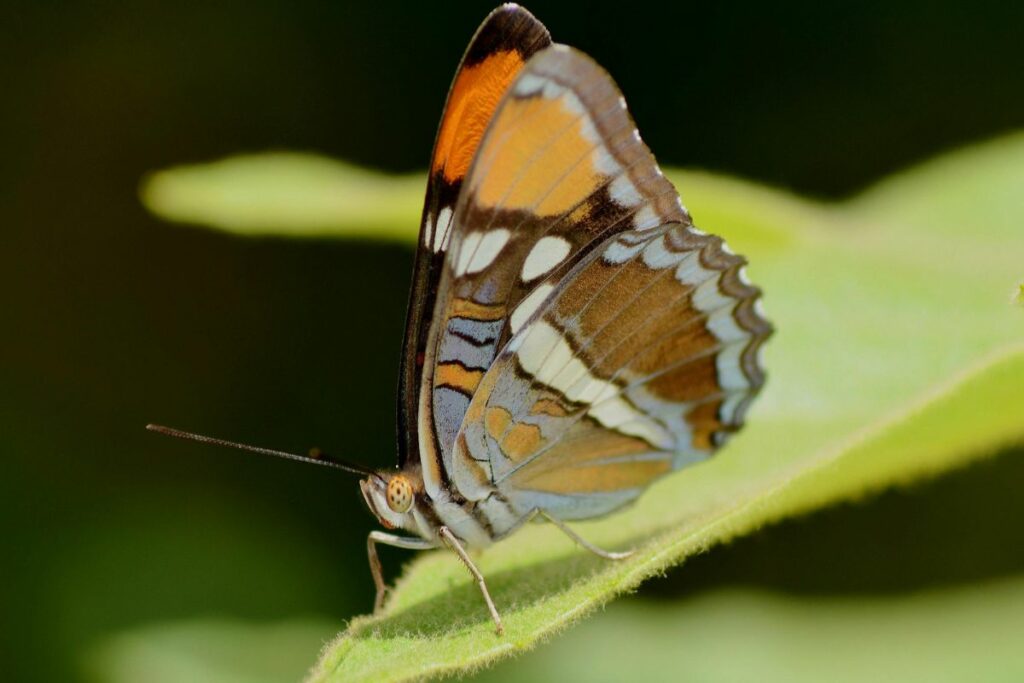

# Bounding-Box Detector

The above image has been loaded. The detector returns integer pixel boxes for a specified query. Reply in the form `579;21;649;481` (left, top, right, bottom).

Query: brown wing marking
449;222;772;518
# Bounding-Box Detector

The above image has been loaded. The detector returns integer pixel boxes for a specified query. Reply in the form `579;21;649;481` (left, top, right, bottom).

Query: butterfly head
359;471;419;530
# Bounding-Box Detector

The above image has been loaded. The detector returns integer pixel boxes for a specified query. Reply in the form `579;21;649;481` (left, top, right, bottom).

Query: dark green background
2;1;1022;681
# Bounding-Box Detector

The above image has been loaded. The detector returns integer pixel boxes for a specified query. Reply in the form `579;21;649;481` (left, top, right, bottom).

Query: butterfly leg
540;511;634;560
438;526;504;635
367;531;436;612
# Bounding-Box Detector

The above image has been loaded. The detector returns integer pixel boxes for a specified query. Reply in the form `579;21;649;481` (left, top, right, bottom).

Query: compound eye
386;476;414;513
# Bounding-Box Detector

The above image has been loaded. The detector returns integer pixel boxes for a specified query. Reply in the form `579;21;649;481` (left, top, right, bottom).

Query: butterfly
149;3;771;635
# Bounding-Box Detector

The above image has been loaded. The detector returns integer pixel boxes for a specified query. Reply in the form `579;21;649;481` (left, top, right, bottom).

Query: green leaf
84;618;340;683
473;578;1024;683
141;133;1024;682
86;579;1024;683
141;153;425;242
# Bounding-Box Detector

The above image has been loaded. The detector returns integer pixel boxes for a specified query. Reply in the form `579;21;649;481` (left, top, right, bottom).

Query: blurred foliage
135;133;1024;682
87;577;1024;683
476;579;1024;683
86;618;339;683
141;155;424;241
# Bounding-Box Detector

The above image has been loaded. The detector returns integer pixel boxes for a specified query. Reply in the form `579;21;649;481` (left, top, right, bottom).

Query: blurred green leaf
84;618;339;683
141;153;425;241
142;132;1024;682
472;578;1024;683
87;578;1024;683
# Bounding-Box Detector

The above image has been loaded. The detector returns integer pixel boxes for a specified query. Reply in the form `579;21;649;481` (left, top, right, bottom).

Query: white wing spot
514;73;546;96
715;341;749;392
692;276;732;313
641;236;687;269
422;212;434;248
521;236;572;282
603;237;646;264
593;146;621;176
561;90;587;117
432;206;453;253
609;175;642;207
706;305;745;344
674;251;709;286
455;229;511;276
510;283;554;334
542;80;565;100
633;205;660;230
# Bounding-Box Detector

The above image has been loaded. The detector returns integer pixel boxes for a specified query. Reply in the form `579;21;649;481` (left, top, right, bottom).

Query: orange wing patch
449;297;507;321
518;458;672;495
485;406;544;462
433;50;526;184
511;428;671;495
485;406;513;440
436;362;484;395
474;93;607;216
530;398;569;417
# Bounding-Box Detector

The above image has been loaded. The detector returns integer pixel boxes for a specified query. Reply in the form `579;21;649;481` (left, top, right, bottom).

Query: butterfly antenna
145;424;375;477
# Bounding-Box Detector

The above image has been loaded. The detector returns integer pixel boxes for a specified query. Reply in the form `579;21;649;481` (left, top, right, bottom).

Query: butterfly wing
398;5;551;467
450;220;771;520
432;47;773;520
416;45;692;498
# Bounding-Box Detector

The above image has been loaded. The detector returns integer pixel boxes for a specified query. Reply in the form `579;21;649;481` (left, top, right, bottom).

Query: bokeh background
3;1;1023;681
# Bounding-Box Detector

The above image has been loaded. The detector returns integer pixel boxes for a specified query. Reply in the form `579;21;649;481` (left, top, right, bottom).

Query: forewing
418;45;690;497
450;222;772;520
398;5;551;467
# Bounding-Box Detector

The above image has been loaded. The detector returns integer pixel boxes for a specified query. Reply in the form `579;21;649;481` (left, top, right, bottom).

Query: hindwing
451;222;771;519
